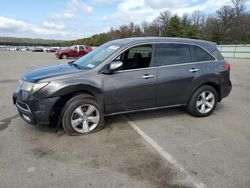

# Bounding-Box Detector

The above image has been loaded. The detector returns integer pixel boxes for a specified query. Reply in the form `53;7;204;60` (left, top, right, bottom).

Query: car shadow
31;103;226;135
107;106;187;124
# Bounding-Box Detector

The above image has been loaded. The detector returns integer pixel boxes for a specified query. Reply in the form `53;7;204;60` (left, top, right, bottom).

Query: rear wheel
187;85;218;117
62;95;104;135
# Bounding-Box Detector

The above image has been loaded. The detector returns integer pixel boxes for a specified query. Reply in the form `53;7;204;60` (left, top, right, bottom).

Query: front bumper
13;91;60;125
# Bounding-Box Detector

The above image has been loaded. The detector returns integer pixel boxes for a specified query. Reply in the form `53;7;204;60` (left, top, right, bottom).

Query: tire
187;85;218;117
61;54;68;59
61;95;104;136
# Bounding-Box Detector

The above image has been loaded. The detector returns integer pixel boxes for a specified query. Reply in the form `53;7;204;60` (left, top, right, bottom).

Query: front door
103;44;157;114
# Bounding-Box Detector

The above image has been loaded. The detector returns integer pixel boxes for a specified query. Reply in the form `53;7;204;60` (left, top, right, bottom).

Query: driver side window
116;45;153;71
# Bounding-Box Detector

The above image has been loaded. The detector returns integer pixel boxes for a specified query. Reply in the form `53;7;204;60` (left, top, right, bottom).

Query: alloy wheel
70;104;100;133
196;91;215;114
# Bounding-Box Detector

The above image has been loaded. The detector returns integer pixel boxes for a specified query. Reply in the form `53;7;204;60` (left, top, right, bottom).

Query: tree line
65;0;249;46
0;37;65;46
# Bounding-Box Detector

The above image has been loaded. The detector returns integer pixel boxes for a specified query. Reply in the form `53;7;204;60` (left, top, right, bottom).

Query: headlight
21;81;49;94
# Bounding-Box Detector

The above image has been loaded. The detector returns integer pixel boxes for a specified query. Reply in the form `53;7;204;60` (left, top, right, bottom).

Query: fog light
22;114;31;122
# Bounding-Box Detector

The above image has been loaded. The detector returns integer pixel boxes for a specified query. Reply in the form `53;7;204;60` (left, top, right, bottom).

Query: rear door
155;43;202;106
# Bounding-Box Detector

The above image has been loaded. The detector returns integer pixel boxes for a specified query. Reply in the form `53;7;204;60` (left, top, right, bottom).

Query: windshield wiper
68;61;75;65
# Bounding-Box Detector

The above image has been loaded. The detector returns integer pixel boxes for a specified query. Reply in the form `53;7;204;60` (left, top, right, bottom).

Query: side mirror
102;61;123;74
108;61;123;73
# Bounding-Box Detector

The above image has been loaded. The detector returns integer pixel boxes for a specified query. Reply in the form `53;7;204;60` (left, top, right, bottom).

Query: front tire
61;54;68;59
62;95;104;136
187;85;218;117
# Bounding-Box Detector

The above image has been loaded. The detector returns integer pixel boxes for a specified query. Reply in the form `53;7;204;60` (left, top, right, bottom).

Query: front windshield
73;43;121;70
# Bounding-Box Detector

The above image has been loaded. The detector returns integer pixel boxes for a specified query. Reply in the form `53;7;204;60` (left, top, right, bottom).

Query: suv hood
22;63;81;83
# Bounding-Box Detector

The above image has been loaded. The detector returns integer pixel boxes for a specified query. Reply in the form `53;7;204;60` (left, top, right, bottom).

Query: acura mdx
13;37;232;135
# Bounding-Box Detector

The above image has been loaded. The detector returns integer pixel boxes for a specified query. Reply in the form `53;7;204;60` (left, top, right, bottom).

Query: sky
0;0;249;40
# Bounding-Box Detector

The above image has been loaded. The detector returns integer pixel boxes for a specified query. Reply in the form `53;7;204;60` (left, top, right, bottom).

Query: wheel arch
49;86;104;131
191;82;221;102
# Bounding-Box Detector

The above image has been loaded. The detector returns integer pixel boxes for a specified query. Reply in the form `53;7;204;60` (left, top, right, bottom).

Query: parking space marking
125;117;207;188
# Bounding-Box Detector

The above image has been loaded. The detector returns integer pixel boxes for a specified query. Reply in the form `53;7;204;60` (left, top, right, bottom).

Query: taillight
225;63;230;72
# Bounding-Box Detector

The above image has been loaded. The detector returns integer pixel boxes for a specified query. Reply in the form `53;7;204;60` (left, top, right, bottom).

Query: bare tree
231;0;247;17
230;0;248;41
191;11;203;29
157;10;172;27
217;6;234;28
155;10;172;36
181;13;191;28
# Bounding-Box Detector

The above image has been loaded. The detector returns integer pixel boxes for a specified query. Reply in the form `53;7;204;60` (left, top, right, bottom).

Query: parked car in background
46;47;60;53
8;47;17;51
16;47;29;51
55;45;92;59
32;47;44;52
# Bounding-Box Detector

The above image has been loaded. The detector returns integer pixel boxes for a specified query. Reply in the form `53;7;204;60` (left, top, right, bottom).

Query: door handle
142;74;155;79
189;68;200;73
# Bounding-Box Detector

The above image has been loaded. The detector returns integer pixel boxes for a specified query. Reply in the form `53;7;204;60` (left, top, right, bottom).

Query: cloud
144;0;189;9
0;0;106;40
102;0;159;25
174;0;231;15
0;16;28;31
0;16;71;39
0;16;104;40
48;0;93;20
43;21;65;30
49;12;75;20
1;0;243;40
69;0;93;13
102;0;232;27
91;0;121;4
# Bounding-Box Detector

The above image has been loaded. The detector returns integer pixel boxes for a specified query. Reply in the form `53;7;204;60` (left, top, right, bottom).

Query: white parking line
125;117;207;188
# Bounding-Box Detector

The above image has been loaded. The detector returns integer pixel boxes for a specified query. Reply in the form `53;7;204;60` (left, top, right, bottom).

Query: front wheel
62;95;104;135
187;85;218;117
61;54;68;59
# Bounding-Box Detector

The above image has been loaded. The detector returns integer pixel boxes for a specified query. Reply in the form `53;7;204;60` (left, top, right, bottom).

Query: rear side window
155;43;191;66
190;45;215;62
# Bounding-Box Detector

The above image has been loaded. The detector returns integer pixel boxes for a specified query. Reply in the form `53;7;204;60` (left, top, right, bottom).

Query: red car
55;45;92;59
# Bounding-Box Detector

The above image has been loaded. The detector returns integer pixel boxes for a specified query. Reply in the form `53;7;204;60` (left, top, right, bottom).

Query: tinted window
155;43;191;66
190;45;215;62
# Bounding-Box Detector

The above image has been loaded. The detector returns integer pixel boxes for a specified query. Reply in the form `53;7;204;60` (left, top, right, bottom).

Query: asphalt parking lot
0;51;249;188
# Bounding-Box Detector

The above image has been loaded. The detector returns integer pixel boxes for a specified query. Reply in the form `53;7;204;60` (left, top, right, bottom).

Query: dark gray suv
13;37;232;135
